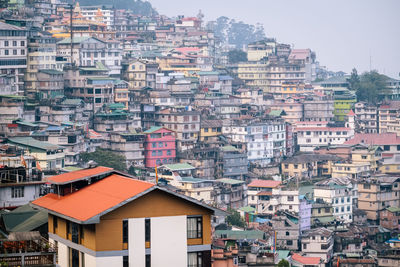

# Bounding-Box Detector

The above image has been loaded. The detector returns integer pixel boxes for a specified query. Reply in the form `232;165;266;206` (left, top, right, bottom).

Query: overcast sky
149;0;400;78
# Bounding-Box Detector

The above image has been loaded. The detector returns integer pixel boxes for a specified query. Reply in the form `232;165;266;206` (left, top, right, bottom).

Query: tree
347;68;360;91
277;259;290;267
228;49;247;64
226;208;246;228
80;148;127;171
356;70;389;104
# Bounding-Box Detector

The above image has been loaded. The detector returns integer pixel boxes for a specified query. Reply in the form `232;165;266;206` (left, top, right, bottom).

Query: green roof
39;69;63;75
8;137;63;151
2;211;38;232
108;103;125;110
214;230;265;240
268;109;285;117
0;95;26;99
239;206;256;213
198;71;219;76
63;166;84;172
221;145;238;152
57;36;90;44
161;163;195;171
10;210;48;232
61;99;84;106
15;120;38;128
216;178;244;185
143;126;163;133
181;177;207;183
386;206;400;213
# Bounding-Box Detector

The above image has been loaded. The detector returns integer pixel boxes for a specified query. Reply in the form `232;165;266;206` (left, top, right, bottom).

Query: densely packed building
0;1;399;267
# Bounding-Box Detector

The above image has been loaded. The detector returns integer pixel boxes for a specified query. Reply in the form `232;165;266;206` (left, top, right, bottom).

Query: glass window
11;186;24;198
188;252;202;267
145;218;150;242
187;216;202;239
122;220;128;243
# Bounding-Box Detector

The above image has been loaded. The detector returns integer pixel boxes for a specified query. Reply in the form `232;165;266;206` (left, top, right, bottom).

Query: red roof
33;174;154;222
344;133;400;146
47;166;113;185
248;180;281;188
292;253;321;265
347;110;355;116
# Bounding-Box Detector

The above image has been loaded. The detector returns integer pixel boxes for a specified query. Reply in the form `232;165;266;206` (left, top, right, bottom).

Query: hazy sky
149;0;400;78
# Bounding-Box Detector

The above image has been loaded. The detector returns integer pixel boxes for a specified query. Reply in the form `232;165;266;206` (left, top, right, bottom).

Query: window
53;216;58;233
122;220;128;243
152;143;157;148
188;252;202;267
187;216;202;239
166;150;172;156
286;240;293;246
158;142;163;147
151;151;156;156
123;256;129;267
145;218;150;242
286;231;289;236
287;196;294;201
11;186;24;198
4;40;8;46
363;184;371;189
303;244;307;249
384;145;390;151
4;49;8;55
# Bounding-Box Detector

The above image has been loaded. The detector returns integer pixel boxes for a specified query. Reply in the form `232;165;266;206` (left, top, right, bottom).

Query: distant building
143;126;176;168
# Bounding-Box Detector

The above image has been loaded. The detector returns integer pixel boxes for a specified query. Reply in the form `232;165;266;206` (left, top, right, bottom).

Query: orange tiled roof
248;180;281;188
47;166;113;185
33;174;154;222
292;253;321;265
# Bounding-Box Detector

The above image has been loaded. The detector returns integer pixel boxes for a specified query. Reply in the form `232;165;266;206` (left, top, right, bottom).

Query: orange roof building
32;166;220;266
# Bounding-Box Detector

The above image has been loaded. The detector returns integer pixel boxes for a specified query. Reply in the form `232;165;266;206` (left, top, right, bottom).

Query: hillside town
0;1;399;267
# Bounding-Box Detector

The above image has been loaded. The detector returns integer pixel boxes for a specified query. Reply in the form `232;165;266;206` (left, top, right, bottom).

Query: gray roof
8;137;63;151
0;21;25;31
283;153;341;164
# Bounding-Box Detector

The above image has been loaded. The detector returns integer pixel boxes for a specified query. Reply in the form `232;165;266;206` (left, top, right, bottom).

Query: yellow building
357;176;400;221
32;167;219;266
200;120;222;142
8;137;65;170
379;155;400;174
236;62;268;91
351;146;381;171
246;39;276;61
123;60;147;90
331;163;370;179
281;154;339;178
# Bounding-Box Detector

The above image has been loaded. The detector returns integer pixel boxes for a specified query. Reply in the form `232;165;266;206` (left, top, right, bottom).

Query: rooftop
160;163;195;171
248;179;281;188
46;166;114;185
344;133;400;146
291;253;321;265
215;178;244;185
32;174;155;223
8;137;62;151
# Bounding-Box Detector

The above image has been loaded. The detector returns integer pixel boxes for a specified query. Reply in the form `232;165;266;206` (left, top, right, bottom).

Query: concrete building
357;176;400;221
214;178;247;210
301;228;334;264
303;93;335;122
143;126;176;168
270;212;299;250
354;102;378;133
0;21;27;94
378;101;400;133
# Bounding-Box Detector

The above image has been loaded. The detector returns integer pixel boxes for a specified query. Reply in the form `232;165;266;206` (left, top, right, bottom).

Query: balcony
0;232;57;267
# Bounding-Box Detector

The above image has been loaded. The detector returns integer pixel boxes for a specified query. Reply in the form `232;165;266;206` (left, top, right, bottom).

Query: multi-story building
235;62;268;91
247;179;281;210
214;178;247;209
200;120;222;142
0;21;27;94
380;206;400;231
270;212;299;250
35;69;64;99
155;107;200;152
110;132;145;169
331;163;370;179
303;93;335;122
311;201;334;227
265;62;306;94
378;101;400;133
301;228;334;264
25;32;58;98
246;39;276;61
354;102;378;133
219;145;248;180
143;126;176;168
32;167;218;267
295;121;354;152
314;182;354;223
80;5;115;30
7;137;65;170
344;133;400;158
358;176;400;221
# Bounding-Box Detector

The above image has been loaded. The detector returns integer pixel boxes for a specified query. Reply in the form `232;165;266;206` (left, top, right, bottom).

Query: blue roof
219;75;234;81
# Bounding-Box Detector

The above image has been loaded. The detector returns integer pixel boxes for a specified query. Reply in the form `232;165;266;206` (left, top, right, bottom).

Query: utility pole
69;3;74;66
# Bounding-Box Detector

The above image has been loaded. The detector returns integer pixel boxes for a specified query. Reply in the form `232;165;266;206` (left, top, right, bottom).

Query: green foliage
356;70;389;104
347;68;360;91
80;148;127;171
68;0;157;16
226;208;246;228
277;259;290;267
228;49;247;64
208;17;266;48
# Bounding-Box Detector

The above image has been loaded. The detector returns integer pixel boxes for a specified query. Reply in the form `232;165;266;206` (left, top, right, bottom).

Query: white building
80;5;115;30
301;228;334;264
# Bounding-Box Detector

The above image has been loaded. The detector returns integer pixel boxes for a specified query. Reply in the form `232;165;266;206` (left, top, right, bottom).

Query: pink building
144;126;176;168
